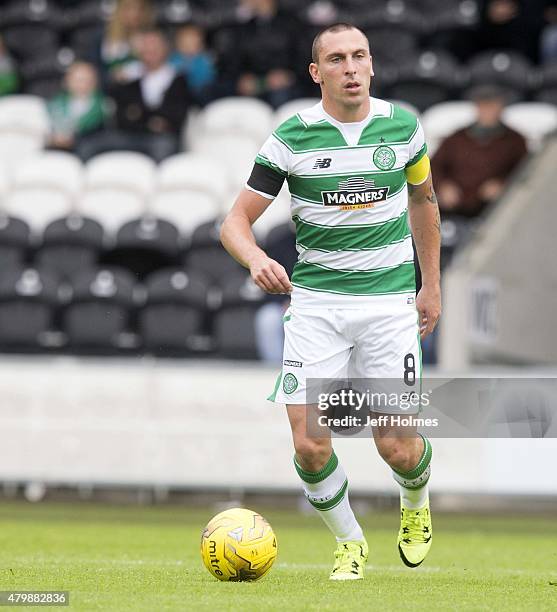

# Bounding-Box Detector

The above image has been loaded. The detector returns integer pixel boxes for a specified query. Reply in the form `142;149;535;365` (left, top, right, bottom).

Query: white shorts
268;295;422;412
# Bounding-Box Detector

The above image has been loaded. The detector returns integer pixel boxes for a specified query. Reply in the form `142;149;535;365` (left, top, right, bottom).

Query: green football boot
329;539;368;581
398;502;432;568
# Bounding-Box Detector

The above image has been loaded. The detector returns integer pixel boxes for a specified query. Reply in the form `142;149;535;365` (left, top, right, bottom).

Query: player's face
310;29;373;110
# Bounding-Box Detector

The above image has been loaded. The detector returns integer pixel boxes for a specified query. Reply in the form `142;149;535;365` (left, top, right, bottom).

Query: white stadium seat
3;152;83;234
192;134;259;197
502;102;557;152
0;128;46;171
0;161;10;201
79;152;156;235
252;185;292;240
274;98;321;127
421;101;476;156
0;95;50;136
0;96;50;169
150;153;225;234
194;96;273;146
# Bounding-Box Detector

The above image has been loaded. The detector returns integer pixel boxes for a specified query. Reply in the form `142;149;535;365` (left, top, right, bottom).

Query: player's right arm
220;188;293;295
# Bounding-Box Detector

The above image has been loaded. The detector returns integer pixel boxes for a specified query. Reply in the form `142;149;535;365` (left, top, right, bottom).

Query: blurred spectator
476;0;545;63
79;29;190;163
0;35;18;96
223;0;303;108
432;84;528;219
541;1;557;63
92;0;155;87
169;24;216;106
48;62;107;154
254;221;297;364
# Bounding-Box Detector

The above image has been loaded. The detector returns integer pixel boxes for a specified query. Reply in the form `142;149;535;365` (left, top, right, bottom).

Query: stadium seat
138;268;210;353
0;266;61;349
21;51;74;100
102;216;181;280
363;27;419;66
0;214;32;270
0;96;50;169
534;62;557;105
1;24;58;61
274;98;321;128
62;267;138;352
421;100;476;155
502;103;557;152
80;152;156;236
35;215;104;281
385;51;464;111
213;274;266;358
192;134;259;195
185;218;246;288
3;152;83;235
0;95;50;136
252;186;293;241
467;51;533;99
194;96;274;146
151;153;226;234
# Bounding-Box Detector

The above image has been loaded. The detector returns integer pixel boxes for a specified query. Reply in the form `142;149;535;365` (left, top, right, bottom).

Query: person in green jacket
47;61;107;154
0;35;19;96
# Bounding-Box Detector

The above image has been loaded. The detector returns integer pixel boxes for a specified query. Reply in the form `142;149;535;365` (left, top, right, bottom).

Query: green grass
0;501;556;611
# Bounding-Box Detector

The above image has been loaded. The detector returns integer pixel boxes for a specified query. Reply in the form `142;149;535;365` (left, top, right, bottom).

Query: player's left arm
406;155;442;339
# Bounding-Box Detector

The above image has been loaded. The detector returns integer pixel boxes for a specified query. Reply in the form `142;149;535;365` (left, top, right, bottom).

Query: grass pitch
0;501;556;611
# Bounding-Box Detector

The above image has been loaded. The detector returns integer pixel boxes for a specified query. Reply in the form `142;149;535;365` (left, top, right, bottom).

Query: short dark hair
311;23;368;63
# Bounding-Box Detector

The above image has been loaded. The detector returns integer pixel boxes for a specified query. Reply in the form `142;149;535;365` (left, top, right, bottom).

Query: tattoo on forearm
434;207;441;234
409;184;438;206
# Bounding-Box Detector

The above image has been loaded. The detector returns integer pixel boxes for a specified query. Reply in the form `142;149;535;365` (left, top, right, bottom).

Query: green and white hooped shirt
246;97;428;309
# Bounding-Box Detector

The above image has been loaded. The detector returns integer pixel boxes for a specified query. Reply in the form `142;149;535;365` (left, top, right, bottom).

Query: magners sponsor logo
321;177;389;210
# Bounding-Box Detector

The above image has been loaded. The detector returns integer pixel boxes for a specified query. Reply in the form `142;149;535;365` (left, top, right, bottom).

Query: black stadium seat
0;266;60;349
1;24;58;61
385;50;464;111
62;267;138;352
139;268;210;353
534;62;557;105
467;50;534;100
213;274;265;358
185;218;246;288
102;217;181;280
0;214;32;271
35;215;104;280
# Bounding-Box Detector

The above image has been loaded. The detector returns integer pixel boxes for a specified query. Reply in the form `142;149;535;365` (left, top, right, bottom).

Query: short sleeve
246;130;292;199
406;117;428;168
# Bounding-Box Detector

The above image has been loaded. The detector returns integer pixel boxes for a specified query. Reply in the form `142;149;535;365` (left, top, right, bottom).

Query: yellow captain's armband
405;154;430;185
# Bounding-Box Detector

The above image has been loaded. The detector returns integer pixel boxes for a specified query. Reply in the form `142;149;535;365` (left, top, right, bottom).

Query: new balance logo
312;158;332;169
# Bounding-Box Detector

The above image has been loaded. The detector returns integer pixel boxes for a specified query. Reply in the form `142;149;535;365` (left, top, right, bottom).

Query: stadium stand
62;266;138;352
421;100;476;155
0;214;32;270
79;151;155;235
0;0;553;365
36;214;104;280
103;216;181;279
139;268;209;353
3;151;82;234
152;152;226;234
213;274;265;358
0;266;61;349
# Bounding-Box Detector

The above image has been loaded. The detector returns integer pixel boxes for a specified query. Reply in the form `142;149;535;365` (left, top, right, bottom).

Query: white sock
393;435;432;510
294;450;364;542
400;484;429;509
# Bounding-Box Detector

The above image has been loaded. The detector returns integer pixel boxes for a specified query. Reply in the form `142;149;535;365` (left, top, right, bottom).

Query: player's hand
249;254;293;295
416;284;441;339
